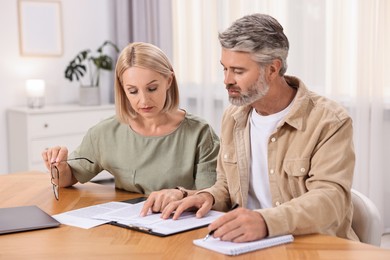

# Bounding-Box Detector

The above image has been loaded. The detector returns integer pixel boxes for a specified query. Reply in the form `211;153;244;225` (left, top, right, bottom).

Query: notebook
193;234;294;255
0;205;61;235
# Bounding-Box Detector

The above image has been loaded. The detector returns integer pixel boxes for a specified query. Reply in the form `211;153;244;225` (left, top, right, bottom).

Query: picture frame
18;0;63;57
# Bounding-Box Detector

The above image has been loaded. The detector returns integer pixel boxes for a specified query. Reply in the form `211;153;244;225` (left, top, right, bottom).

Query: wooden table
1;172;389;259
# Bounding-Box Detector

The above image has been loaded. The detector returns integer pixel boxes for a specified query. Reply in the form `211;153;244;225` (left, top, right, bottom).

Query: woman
42;42;219;211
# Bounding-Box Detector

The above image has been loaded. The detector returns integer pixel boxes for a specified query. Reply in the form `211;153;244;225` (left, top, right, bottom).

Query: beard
227;73;269;106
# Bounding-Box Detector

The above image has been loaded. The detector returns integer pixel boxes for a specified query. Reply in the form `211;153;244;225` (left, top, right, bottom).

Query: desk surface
1;172;389;260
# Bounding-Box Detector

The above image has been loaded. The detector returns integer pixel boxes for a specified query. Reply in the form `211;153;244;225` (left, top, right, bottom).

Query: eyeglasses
50;157;94;200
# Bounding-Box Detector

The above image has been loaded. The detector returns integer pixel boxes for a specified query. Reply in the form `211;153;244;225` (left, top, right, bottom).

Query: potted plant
64;40;120;106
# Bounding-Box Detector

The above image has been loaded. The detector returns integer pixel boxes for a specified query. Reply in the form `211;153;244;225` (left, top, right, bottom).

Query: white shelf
7;104;116;182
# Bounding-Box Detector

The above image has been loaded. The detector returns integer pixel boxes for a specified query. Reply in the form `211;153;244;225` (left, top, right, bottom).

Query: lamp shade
26;79;45;97
26;79;45;108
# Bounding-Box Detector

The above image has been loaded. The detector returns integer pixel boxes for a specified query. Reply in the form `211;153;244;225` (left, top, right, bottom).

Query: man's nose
224;71;236;85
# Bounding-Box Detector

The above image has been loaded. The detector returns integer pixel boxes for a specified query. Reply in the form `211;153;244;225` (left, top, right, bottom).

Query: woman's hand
41;146;69;171
41;146;77;187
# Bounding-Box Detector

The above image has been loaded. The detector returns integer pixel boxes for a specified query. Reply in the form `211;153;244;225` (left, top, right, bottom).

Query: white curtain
172;0;390;233
326;0;388;233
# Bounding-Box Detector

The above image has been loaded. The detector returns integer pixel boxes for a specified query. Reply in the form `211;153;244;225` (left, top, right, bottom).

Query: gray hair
219;13;289;75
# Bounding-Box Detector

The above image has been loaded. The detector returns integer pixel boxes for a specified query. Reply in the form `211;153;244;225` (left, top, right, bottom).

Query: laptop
0;205;61;235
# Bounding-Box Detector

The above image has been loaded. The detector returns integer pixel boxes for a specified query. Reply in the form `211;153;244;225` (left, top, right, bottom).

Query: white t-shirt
247;102;293;209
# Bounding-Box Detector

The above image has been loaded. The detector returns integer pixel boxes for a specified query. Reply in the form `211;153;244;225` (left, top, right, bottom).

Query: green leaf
65;64;86;81
64;41;120;84
92;55;113;70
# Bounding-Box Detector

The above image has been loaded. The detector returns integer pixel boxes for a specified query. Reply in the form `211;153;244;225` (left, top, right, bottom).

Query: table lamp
26;79;45;108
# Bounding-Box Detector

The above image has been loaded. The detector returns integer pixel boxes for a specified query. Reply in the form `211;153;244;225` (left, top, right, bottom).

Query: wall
0;0;117;174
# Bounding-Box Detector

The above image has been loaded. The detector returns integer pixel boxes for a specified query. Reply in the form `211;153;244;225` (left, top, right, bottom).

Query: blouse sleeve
193;124;220;189
68;127;104;183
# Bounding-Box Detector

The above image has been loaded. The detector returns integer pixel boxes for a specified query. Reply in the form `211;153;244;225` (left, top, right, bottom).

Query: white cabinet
7;104;115;180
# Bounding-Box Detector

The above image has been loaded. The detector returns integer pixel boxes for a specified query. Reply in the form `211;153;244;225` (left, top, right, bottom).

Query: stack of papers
53;201;224;236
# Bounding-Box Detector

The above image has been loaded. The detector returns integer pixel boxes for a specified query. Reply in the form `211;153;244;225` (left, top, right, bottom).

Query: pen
203;203;239;241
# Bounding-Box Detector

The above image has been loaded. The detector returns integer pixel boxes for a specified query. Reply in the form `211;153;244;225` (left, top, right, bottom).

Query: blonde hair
114;42;179;123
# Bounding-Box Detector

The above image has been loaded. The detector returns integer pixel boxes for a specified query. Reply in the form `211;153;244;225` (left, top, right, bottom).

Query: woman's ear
166;73;174;89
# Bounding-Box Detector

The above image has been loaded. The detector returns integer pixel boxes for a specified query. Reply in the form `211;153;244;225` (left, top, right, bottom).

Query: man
142;13;358;243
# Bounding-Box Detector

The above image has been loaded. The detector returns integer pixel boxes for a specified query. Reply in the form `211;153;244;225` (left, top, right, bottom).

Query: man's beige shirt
204;76;358;241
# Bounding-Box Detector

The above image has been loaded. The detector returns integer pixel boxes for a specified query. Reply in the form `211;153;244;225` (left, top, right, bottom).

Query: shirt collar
231;75;311;131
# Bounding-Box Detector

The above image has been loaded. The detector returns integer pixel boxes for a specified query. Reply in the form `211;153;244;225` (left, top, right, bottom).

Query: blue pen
203;203;239;241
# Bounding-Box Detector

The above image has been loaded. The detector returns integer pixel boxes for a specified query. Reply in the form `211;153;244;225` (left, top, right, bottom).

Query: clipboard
108;197;223;237
110;219;211;237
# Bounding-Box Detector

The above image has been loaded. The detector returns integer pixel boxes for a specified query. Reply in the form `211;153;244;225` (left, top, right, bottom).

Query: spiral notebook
193;234;294;256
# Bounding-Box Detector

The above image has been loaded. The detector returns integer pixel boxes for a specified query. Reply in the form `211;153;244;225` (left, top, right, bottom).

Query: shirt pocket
283;158;310;197
221;145;237;165
220;145;240;196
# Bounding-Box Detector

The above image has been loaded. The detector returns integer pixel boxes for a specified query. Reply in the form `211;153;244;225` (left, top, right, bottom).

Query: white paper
52;202;132;229
95;205;224;235
144;211;223;234
53;201;224;234
52;214;108;229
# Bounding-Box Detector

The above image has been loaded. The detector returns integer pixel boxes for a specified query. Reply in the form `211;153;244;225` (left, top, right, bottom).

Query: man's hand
208;208;268;242
159;192;214;219
140;189;186;216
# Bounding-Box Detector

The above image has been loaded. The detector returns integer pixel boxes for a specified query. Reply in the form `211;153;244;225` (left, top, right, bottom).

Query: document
94;201;224;236
193;234;294;255
52;202;130;229
53;200;224;236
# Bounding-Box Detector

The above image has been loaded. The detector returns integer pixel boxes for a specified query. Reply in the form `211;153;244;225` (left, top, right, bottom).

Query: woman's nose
138;91;149;103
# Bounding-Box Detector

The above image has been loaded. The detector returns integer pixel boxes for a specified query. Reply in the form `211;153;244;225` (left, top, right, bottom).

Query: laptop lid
0;205;60;235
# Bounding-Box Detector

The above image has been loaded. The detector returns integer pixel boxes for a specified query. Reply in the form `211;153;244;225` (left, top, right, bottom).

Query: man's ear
266;59;282;81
